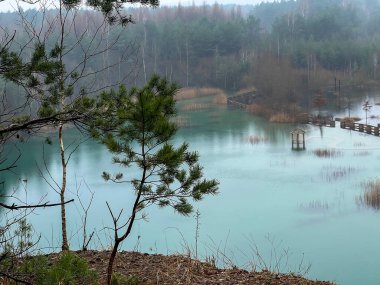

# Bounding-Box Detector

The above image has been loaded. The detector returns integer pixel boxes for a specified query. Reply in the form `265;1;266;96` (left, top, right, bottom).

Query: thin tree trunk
59;123;69;251
107;119;148;284
107;240;120;285
58;0;69;252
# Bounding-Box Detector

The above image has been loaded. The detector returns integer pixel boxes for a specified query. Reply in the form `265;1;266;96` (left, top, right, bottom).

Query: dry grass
213;94;228;105
295;112;309;124
71;250;334;285
313;149;342;158
176;87;197;100
246;104;273;119
175;87;226;100
198;87;225;97
247;104;308;123
269;113;293;123
357;180;380;210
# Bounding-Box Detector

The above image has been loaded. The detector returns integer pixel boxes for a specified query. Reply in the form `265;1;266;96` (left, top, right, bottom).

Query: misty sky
0;0;273;12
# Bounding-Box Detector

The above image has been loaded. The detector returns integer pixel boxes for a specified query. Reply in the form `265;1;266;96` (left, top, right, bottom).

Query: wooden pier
340;122;380;136
308;115;335;127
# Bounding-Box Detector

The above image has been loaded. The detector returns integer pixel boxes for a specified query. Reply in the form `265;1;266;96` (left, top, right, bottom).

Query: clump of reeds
175;87;225;101
182;103;211;111
198;87;225;97
269;113;293;123
313;148;342;158
247;104;308;123
357;179;380;210
295;112;309;124
176;88;197;100
320;166;355;182
299;200;329;212
213;94;228;105
246;104;273;119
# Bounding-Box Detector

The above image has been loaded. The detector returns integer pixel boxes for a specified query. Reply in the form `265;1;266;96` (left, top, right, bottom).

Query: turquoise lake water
2;95;380;285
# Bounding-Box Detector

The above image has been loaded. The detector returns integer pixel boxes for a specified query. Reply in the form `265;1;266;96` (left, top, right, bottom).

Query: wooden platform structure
291;128;306;150
340;122;380;136
308;115;335;127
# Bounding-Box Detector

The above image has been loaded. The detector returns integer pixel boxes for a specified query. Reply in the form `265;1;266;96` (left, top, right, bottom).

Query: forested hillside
2;0;380;111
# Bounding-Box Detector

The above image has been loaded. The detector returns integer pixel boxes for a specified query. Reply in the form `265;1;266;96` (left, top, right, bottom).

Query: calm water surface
3;95;380;285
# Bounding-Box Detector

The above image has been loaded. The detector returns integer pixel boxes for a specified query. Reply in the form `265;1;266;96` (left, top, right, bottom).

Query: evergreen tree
92;75;218;284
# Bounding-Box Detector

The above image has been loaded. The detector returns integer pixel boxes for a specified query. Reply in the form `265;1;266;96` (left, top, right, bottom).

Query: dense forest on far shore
2;0;380;112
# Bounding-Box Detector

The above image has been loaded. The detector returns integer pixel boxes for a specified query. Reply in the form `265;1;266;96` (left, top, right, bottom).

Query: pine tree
92;75;219;285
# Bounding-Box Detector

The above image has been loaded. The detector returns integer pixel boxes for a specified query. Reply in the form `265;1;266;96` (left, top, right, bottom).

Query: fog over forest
2;0;380;115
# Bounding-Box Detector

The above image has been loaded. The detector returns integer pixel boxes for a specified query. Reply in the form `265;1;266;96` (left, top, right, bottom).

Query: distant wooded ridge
1;0;380;111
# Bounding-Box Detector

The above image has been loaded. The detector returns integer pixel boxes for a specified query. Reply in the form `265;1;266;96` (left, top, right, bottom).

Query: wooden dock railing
340;122;380;136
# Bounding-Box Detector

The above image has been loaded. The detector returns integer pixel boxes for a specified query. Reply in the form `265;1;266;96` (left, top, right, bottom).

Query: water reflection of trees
178;107;316;147
0;129;98;200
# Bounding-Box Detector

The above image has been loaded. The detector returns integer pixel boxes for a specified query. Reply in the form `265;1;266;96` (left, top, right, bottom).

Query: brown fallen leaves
71;250;336;285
